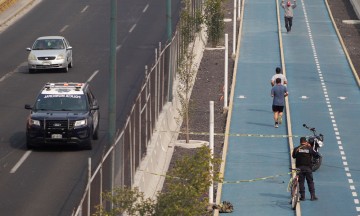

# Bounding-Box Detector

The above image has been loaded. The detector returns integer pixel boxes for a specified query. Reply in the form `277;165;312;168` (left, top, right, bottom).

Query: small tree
155;146;222;215
93;147;222;215
204;0;225;46
177;0;224;143
93;187;155;216
177;0;203;143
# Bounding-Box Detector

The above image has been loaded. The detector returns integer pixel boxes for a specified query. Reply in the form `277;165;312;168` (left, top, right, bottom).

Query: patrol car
25;82;100;149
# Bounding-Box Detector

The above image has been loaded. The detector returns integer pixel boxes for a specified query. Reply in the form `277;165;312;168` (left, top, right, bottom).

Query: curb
0;0;36;31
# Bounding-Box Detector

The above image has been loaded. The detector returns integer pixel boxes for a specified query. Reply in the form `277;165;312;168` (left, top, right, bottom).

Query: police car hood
31;110;88;120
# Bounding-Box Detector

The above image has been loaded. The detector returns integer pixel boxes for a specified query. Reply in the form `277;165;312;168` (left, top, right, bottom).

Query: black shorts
272;105;284;112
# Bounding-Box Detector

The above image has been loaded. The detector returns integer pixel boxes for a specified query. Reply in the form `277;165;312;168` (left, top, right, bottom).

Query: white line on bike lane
300;0;360;212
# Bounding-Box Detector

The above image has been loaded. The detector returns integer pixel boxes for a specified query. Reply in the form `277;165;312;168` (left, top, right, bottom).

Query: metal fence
72;1;203;215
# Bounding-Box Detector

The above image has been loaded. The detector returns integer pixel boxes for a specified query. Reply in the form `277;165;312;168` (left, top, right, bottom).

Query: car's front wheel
93;122;99;140
63;64;69;73
26;139;35;150
29;69;36;73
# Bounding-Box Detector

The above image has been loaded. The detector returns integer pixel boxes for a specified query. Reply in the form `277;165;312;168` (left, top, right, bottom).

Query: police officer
292;137;319;201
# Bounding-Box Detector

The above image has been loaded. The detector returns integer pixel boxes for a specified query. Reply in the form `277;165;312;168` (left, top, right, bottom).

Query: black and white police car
25;82;100;150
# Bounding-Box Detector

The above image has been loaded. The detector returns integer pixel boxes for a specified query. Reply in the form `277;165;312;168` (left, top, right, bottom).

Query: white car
27;36;73;73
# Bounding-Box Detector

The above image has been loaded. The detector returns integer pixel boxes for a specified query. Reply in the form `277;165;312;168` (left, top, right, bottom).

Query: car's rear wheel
69;60;73;68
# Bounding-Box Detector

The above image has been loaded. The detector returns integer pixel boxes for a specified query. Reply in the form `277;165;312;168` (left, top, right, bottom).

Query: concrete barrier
132;27;208;199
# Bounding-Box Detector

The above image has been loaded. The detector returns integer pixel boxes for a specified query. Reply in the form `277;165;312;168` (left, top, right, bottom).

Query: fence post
209;101;214;204
224;34;229;112
232;0;237;57
87;158;91;216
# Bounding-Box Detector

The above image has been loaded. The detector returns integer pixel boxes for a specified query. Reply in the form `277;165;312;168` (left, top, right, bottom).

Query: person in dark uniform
292;137;319;201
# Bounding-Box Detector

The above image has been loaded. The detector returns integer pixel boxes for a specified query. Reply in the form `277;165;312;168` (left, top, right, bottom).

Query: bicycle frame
289;168;301;210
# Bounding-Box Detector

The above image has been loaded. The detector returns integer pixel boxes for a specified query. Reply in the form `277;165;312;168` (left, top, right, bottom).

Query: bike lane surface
218;0;293;215
218;0;360;215
282;0;360;215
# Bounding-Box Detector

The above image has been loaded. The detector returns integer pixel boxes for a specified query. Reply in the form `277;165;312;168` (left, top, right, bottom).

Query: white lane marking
115;3;149;52
143;4;149;13
81;5;89;13
0;62;27;82
87;70;99;83
0;70;16;82
10;151;32;173
300;0;359;211
129;24;136;33
60;25;69;32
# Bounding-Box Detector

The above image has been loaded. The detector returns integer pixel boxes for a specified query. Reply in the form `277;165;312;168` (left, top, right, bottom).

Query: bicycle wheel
291;182;299;210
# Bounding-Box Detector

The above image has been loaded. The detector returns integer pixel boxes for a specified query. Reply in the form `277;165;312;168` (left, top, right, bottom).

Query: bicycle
288;168;301;210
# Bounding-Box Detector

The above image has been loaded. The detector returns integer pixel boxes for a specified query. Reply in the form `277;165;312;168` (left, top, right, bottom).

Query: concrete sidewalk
0;0;38;33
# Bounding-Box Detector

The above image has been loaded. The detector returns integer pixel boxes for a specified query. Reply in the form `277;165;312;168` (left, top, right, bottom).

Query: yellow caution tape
139;169;292;184
156;130;303;138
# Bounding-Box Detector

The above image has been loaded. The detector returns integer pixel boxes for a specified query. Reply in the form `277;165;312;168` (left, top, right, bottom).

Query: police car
25;82;100;150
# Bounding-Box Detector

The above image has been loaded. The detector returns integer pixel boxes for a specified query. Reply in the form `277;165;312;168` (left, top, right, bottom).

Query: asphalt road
0;0;180;215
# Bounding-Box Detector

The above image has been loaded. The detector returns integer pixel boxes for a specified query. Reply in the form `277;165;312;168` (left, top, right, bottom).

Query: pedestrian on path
292;137;319;201
271;67;287;87
281;0;297;33
271;78;288;128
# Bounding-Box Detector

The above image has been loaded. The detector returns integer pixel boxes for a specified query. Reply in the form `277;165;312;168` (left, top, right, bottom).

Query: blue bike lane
217;0;360;215
216;0;293;215
282;0;360;215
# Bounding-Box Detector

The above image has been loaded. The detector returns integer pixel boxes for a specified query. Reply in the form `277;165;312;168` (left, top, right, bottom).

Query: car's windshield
35;94;88;111
32;39;65;50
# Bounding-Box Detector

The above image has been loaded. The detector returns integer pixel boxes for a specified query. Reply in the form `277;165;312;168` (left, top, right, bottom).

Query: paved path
217;0;360;215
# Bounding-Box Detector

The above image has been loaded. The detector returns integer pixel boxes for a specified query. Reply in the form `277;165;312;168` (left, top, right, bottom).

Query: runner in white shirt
271;67;288;86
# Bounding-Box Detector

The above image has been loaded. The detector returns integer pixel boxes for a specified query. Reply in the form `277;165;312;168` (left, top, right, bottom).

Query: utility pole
109;0;117;144
108;0;117;210
166;0;173;101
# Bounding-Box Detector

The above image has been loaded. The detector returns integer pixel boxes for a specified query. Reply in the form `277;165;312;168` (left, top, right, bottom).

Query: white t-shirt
271;74;287;85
